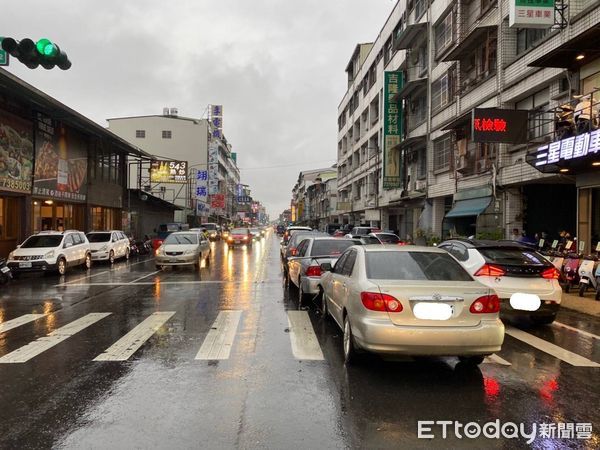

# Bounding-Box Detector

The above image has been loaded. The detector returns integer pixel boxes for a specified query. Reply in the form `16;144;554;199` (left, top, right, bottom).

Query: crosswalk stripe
287;311;324;361
483;354;512;366
505;326;600;367
196;310;242;360
94;311;175;361
0;313;111;363
0;314;46;333
553;321;600;340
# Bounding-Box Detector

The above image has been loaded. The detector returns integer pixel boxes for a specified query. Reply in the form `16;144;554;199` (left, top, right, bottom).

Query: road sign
0;38;8;66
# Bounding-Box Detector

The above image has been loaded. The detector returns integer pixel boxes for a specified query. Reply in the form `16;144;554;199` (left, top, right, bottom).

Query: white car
7;230;92;276
87;230;130;264
155;231;211;269
437;239;562;324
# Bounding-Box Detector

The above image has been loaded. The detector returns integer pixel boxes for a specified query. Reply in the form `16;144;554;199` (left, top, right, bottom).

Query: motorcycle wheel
579;283;586;297
565;283;570;293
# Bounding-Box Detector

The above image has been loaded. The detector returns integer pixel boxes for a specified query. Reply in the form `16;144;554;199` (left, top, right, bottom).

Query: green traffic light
35;38;58;57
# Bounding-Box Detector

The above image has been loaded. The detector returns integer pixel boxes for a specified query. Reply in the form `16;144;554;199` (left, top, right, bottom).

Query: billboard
472;108;529;144
210;105;223;139
150;160;187;183
210;193;225;209
0;110;34;193
383;71;403;190
509;0;555;28
531;129;600;168
33;114;88;202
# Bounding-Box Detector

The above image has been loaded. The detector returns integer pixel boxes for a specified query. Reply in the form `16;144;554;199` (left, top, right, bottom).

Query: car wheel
125;248;130;260
596;290;600;301
458;355;485;365
57;258;67;276
579;283;586;297
530;315;556;325
343;316;360;365
109;250;115;265
83;253;92;270
298;280;306;306
321;290;329;318
155;265;163;270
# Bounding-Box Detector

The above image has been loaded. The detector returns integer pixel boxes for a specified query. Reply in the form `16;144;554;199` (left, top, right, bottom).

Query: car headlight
99;245;108;251
44;250;55;259
156;247;165;256
8;251;14;260
184;249;195;255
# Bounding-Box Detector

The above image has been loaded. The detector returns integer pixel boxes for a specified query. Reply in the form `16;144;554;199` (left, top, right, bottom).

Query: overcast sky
4;0;395;217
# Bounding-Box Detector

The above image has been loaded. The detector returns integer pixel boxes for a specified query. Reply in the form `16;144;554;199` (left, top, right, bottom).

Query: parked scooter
594;263;600;300
0;257;12;284
554;103;575;139
578;254;598;296
563;252;582;293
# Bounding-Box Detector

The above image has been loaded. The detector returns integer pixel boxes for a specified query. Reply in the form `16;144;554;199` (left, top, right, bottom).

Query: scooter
555;103;575;139
0;258;12;284
578;255;598;296
563;253;581;293
594;263;600;300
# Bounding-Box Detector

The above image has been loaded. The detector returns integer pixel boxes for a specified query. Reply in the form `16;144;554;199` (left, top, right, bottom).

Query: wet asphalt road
0;231;599;449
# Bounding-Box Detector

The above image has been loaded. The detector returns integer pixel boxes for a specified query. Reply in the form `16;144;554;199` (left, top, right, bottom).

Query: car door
63;234;76;265
328;251;351;325
336;250;357;320
199;233;209;255
118;232;127;257
289;239;309;285
73;233;86;264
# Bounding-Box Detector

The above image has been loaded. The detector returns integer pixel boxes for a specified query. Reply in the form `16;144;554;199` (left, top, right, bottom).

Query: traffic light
1;37;71;70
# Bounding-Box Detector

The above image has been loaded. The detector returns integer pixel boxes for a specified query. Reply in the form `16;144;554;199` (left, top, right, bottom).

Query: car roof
359;244;447;253
441;238;532;249
288;226;312;230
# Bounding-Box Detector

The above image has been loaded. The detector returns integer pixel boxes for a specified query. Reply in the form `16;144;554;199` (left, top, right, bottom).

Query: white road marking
287;311;324;361
128;270;161;284
55;281;237;286
0;313;111;363
483;354;512;366
505;326;600;367
54;257;155;286
195;310;242;360
0;314;46;333
94;311;175;361
553;321;600;340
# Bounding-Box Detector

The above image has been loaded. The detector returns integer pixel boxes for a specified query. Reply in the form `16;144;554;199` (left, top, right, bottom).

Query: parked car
227;227;253;248
287;236;362;302
344;226;380;238
7;230;92;276
282;226;312;246
86;230;131;264
437;239;562;324
281;230;323;275
319;245;504;364
369;232;406;245
155;231;210;269
203;223;220;241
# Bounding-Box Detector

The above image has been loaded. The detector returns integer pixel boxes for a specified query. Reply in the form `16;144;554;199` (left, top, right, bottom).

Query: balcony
395;65;428;100
394;22;428;51
443;25;496;62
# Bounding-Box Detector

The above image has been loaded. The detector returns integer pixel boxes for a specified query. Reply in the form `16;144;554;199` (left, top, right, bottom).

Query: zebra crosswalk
0;310;598;367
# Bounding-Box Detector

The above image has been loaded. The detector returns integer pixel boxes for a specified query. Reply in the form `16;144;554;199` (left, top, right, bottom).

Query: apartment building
338;0;600;248
291;167;337;228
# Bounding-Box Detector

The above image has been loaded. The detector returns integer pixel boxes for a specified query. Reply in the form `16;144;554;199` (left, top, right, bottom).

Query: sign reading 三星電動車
532;129;600;168
509;0;555;28
383;71;403;190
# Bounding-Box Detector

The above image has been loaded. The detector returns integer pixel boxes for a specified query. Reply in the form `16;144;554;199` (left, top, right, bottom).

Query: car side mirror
320;262;333;272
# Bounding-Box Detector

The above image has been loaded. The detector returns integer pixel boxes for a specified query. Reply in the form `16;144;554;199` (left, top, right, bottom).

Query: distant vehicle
202;223;220;241
7;230;92;276
281;230;324;274
325;223;342;235
152;223;190;250
87;230;130;264
250;228;262;240
368;232;406;245
282;226;312;246
155;231;210;270
227;228;253;248
319;245;504;364
276;225;285;235
345;226;380;238
438;239;562;325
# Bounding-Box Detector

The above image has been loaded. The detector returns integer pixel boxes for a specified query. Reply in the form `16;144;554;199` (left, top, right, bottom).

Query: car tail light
469;295;500;313
475;264;506;277
305;265;322;277
541;267;560;279
290;247;298;256
360;292;403;313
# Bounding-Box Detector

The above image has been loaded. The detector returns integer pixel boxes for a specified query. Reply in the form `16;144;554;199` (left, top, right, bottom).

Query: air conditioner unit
162;107;170;116
476;159;489;172
456;155;469;173
457;139;468;156
415;179;426;191
170;107;178;116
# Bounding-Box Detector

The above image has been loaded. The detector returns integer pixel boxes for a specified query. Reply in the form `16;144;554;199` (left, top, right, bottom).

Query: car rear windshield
21;235;63;248
231;228;248;234
86;233;111;243
203;224;217;230
311;240;355;256
366;251;473;281
163;234;198;245
376;234;400;244
478;248;547;265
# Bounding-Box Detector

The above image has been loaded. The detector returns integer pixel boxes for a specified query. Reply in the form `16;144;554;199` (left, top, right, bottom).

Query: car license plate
19;262;32;268
170;259;178;263
413;302;453;320
1;266;9;273
509;293;541;311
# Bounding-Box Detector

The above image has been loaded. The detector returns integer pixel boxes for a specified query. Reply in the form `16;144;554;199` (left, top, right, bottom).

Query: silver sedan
155;231;211;269
319;245;505;365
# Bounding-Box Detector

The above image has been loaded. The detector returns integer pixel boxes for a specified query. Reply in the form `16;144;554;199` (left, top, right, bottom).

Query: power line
238;160;336;171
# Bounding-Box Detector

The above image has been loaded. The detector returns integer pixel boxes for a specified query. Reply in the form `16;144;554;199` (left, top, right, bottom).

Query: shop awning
445;197;492;218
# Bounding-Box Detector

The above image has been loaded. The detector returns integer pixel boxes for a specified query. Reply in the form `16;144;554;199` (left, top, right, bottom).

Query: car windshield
250;229;260;233
21;235;63;248
231;228;248;235
478;248;547;265
311;240;356;256
376;234;400;244
366;251;473;281
163;234;198;245
204;224;218;230
353;228;370;235
360;236;381;245
86;233;111;243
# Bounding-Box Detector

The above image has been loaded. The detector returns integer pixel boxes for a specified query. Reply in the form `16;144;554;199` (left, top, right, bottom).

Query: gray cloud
4;0;395;216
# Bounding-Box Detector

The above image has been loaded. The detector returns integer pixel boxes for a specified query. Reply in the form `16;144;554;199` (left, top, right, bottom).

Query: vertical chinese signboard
383;71;403;190
195;168;209;216
509;0;555;28
210;105;223;139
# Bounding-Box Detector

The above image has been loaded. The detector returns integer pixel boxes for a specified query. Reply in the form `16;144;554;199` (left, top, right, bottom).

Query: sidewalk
560;292;600;317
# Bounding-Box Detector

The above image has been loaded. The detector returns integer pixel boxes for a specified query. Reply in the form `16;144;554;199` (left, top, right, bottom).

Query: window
434;135;452;171
435;11;454;56
481;0;495;15
415;0;427;19
516;28;548;55
340;250;357;276
431;68;455;112
162;130;172;139
417;150;427;179
384;37;392;66
135;130;145;138
516;88;550;141
366;251;473;281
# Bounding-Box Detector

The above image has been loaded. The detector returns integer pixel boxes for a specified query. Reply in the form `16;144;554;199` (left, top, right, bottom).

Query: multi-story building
291;167;337;227
107;109;240;224
338;0;600;248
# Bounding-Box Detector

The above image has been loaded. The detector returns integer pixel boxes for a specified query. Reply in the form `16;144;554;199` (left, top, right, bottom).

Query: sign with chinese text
531;129;600;168
210;105;223;139
194;168;208;210
33;114;88;202
0;110;34;193
509;0;555;28
150;160;187;183
383;71;403;190
472;108;528;144
210;193;225;209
